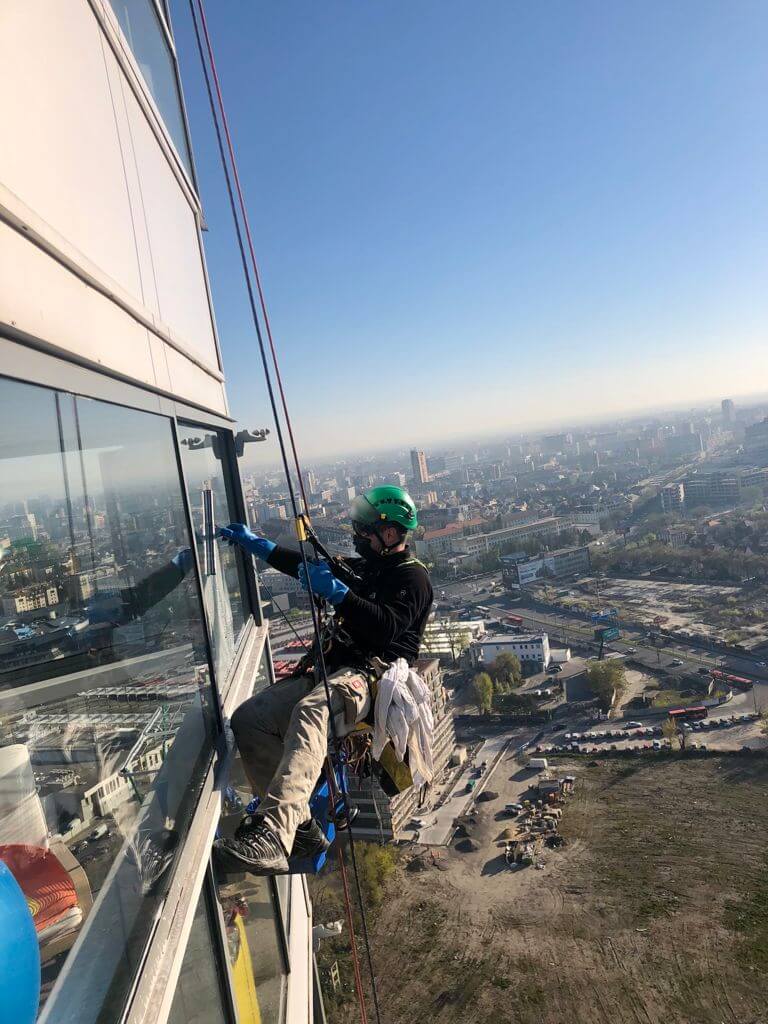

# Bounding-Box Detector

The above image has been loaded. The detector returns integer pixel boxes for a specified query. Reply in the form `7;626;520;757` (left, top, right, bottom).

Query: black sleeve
339;568;433;650
128;561;185;618
265;544;303;578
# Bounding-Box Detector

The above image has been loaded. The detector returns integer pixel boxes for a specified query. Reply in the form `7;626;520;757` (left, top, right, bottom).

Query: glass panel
108;0;193;175
0;378;218;1024
168;885;230;1024
216;743;287;1024
177;424;249;684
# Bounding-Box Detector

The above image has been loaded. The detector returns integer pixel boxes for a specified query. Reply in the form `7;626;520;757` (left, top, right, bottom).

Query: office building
660;482;685;513
744;418;768;463
722;398;735;424
475;634;551;675
410;448;430;485
1;6;314;1023
500;545;591;588
684;472;741;504
346;659;456;839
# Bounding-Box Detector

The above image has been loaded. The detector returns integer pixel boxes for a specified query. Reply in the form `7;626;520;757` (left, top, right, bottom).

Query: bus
505;614;524;627
711;669;753;690
668;706;708;723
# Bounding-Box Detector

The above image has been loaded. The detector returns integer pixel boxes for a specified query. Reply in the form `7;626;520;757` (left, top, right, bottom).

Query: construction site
313;752;768;1024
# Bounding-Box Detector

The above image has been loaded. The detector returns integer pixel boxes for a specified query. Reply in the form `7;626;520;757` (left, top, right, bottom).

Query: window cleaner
213;486;434;875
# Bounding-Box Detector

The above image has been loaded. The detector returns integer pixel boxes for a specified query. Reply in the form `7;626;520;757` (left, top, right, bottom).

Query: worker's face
352;522;402;558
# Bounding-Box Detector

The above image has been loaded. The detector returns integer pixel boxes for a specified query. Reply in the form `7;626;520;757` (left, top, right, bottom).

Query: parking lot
534;709;766;756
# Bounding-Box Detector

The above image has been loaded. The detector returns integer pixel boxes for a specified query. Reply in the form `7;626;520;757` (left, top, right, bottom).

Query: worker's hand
299;561;349;606
171;548;194;575
219;524;276;561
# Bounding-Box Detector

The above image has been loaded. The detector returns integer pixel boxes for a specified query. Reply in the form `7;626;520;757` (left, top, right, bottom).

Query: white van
529;757;548;770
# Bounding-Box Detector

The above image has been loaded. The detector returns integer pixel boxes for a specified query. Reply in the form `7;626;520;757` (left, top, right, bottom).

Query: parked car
670;659;684;667
626;721;643;729
89;824;109;841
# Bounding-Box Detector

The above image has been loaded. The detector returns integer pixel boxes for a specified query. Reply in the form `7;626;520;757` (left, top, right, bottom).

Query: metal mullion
169;416;226;739
219;427;265;627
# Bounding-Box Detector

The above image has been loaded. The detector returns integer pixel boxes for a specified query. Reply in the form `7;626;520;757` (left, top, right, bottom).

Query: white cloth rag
372;658;435;788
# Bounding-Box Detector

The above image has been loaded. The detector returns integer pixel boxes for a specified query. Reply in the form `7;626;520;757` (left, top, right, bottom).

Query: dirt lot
315;754;768;1024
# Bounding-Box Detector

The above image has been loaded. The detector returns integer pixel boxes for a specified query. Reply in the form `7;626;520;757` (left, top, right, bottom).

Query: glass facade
0;377;218;1023
107;0;193;175
177;424;250;685
168;885;231;1024
214;718;289;1024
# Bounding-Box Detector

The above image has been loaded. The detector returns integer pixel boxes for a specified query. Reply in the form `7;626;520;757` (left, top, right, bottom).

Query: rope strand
187;5;382;1022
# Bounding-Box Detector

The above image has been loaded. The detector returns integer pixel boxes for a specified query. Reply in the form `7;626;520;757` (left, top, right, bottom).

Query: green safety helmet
350;485;419;533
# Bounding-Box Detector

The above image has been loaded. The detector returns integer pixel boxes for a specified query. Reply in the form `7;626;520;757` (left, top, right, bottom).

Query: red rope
191;7;374;1022
194;0;310;514
324;762;369;1024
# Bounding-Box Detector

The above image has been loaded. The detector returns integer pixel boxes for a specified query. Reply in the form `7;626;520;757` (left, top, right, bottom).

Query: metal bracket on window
234;427;270;457
180;428;269;460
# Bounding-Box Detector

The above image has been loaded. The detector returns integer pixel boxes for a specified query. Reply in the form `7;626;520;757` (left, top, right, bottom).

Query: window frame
0;372;226;1024
0;344;300;1024
93;0;200;203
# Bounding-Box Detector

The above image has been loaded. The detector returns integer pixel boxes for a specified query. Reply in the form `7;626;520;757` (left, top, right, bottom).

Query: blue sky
172;1;768;459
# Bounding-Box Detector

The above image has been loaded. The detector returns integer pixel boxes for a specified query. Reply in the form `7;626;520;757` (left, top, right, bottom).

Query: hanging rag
372;658;435;788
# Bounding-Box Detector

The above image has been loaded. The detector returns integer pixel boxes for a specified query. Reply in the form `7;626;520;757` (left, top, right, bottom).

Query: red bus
711;669;753;689
668;706;708;722
505;614;524;627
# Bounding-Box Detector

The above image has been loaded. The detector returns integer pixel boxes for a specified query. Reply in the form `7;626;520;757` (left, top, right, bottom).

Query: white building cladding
476;633;552;673
0;4;313;1024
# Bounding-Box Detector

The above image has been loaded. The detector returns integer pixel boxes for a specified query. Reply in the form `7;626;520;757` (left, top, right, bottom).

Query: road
403;727;536;846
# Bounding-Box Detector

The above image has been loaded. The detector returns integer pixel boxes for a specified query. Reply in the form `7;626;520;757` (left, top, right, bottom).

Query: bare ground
314;755;768;1024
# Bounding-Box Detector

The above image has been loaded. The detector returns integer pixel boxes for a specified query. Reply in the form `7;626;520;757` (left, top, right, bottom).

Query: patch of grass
724;858;768;971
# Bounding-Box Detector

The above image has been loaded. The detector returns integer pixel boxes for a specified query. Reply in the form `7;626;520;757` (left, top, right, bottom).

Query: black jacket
266;545;433;670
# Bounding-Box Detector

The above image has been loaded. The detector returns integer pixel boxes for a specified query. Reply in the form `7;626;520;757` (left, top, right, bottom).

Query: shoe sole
212;840;289;876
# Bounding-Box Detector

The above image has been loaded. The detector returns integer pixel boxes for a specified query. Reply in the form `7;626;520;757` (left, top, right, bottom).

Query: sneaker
291;818;330;859
213;821;289;875
129;827;179;896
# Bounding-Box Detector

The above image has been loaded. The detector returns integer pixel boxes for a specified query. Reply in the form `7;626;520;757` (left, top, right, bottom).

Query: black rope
187;6;383;1022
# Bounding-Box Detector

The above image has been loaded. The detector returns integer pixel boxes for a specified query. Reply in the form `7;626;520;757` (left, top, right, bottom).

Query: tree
489;652;522;690
472;672;493;714
661;718;680;748
586;660;626;711
760;712;768;739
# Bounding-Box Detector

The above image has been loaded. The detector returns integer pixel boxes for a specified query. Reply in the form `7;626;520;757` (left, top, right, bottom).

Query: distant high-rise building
391;472;406;487
410;449;429;484
722;399;735;424
660;483;685;513
306;469;318;494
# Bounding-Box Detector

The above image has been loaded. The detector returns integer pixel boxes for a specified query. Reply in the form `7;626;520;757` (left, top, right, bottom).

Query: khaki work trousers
230;669;371;853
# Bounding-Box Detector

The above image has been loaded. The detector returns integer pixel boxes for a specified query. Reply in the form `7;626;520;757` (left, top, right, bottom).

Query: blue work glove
218;523;276;561
298;561;349;606
171;548;194;575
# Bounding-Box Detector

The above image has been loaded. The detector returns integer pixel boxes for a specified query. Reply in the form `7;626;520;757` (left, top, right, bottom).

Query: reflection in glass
178;425;249;685
168;887;229;1024
107;0;193;175
0;378;217;1023
216;749;287;1024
